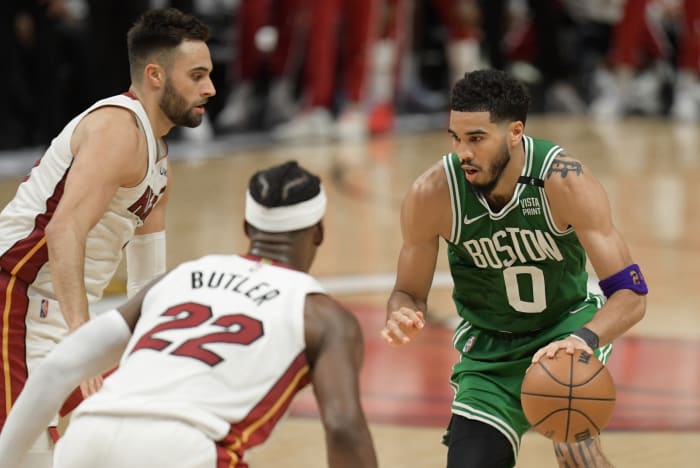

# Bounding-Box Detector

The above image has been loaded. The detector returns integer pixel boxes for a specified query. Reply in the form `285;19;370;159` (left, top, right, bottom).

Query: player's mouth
462;166;479;182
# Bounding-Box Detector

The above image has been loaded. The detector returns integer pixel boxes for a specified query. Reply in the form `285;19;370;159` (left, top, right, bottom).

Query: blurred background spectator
215;0;306;133
1;0;699;151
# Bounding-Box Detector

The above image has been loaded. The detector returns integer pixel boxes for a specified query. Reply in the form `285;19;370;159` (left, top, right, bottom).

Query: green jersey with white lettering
443;136;598;333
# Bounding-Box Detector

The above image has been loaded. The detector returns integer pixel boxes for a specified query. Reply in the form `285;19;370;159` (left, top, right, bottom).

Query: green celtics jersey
443;136;597;333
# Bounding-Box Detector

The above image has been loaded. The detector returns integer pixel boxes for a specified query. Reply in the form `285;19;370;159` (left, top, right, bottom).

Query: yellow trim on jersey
225;448;239;468
2;236;47;414
2;275;17;415
242;365;309;442
224;364;310;459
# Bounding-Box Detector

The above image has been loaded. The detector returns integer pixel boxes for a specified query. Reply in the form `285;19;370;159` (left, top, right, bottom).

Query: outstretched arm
0;277;157;467
383;163;451;345
0;311;131;467
533;153;646;362
304;294;378;468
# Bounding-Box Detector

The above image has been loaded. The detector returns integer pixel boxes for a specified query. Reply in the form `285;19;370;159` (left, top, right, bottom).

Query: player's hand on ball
381;308;425;346
80;375;104;398
530;336;593;368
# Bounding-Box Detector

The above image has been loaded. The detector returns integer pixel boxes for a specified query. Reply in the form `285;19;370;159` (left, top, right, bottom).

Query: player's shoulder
305;293;361;338
544;148;590;191
543;148;603;222
408;157;450;202
75;105;143;149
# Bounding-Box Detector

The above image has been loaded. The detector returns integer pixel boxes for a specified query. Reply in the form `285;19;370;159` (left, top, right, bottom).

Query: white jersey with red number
0;93;167;302
74;254;323;447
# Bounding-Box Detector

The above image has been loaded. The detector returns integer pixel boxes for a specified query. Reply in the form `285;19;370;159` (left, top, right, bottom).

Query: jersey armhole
442;153;463;244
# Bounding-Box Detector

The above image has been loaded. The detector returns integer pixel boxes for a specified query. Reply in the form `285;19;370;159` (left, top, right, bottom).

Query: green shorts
445;297;612;463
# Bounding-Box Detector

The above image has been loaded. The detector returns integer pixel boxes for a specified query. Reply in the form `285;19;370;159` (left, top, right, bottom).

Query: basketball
521;349;616;443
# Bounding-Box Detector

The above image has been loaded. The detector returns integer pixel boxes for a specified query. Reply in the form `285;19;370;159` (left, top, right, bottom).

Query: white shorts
54;414;219;468
25;296;69;374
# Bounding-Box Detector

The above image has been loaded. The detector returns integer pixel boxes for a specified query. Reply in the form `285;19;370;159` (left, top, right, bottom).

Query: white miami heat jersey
74;254;324;448
0;94;167;302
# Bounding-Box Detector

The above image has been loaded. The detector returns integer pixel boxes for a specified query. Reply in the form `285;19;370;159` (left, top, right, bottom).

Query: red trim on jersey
0;170;68;429
0;271;30;429
216;351;311;467
122;91;138;100
48;426;60;443
0;172;67;284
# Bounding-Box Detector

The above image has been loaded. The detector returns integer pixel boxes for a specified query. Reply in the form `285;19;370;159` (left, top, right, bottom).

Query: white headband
245;185;326;232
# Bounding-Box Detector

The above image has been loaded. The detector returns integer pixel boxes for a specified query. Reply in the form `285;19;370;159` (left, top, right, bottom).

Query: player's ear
509;121;524;144
313;221;324;246
145;64;164;88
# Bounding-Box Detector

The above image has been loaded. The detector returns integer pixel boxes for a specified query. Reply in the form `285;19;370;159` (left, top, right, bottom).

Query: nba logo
39;299;49;318
463;335;476;353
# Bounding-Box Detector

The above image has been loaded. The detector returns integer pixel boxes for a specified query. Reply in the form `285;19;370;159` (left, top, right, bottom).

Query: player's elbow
45;217;76;245
616;289;646;328
629;292;646;325
44;218;63;243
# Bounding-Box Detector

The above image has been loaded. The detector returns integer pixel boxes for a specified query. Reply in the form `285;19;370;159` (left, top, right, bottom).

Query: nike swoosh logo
463;212;489;225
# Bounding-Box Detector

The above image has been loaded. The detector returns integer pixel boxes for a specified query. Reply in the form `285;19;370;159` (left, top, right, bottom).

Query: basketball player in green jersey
382;69;648;468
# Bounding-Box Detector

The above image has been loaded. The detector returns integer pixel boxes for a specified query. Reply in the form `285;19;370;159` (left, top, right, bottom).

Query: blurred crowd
1;0;699;150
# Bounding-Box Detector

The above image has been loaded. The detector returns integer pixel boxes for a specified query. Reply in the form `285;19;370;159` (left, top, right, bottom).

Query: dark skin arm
304;293;378;468
383;161;453;345
115;275;163;332
532;152;646;363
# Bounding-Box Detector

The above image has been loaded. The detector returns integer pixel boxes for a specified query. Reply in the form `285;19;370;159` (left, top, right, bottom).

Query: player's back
74;254;324;445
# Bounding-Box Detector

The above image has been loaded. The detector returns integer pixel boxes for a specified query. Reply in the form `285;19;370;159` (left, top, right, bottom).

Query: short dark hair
451;69;531;124
127;8;210;80
248;161;321;208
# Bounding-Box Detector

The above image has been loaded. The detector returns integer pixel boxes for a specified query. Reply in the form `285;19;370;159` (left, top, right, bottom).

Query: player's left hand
529;336;594;368
80;375;104;398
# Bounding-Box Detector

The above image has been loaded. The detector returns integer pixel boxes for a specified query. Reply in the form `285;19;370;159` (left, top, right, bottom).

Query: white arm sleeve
126;231;166;298
0;310;131;468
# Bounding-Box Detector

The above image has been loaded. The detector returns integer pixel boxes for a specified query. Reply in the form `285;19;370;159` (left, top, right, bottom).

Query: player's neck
247;242;305;272
126;85;175;138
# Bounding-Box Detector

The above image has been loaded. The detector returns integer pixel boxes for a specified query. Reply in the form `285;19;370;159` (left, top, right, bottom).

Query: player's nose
202;77;216;97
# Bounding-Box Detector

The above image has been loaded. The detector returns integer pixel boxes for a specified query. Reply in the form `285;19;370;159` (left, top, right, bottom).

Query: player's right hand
80;375;104;398
381;308;425;346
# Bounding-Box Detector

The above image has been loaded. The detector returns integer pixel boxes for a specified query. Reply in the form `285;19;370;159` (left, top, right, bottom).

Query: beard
472;140;510;195
159;78;203;128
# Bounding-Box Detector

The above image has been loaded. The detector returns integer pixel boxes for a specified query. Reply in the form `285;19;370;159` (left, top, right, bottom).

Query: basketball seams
529;408;569;427
536;359;570;386
521;392;615;402
570;364;606;387
521;350;616;443
530;408;606;438
565;353;573;442
522;392;616;404
536;355;607;387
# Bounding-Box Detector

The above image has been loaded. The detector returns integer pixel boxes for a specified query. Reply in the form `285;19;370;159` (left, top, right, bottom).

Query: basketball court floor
0;115;697;466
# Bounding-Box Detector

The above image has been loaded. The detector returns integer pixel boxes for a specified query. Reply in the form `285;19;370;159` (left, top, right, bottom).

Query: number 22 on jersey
130;302;265;366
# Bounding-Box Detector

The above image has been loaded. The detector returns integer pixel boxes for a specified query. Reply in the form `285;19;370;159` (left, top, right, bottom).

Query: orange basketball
521;349;616;443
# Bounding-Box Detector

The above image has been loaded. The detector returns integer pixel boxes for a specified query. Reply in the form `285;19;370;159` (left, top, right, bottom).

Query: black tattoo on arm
553;438;614;468
547;152;583;179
